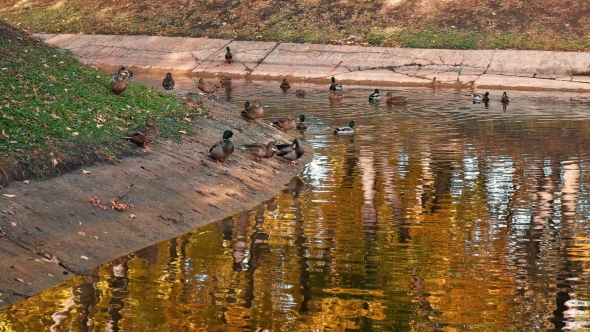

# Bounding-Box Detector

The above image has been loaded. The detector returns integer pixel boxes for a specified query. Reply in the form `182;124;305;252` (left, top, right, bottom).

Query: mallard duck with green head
198;78;219;94
225;47;233;65
209;130;234;166
330;77;343;91
162;72;175;90
244;141;276;162
385;92;407;104
271;114;297;132
280;79;291;90
122;117;159;150
241;101;264;123
472;91;490;103
334;120;355;135
275;139;304;167
369;89;381;102
296;114;308;130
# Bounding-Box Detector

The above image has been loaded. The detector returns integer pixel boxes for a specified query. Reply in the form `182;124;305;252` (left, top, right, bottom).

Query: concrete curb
38;34;590;92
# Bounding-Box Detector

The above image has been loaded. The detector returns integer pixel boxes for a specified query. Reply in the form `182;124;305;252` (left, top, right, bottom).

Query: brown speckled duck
280;79;291;90
110;67;128;95
198;78;219;94
271;114;297;132
122;117;159;150
385;92;407;104
244;141;276;162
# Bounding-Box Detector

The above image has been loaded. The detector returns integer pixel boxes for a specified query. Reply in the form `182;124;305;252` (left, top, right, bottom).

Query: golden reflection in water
6;83;590;330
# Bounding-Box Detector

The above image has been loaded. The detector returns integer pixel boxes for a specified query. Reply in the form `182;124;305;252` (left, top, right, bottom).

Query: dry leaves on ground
88;196;107;210
110;197;133;211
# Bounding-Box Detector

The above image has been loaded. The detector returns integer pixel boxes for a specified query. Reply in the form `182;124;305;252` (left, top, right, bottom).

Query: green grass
0;24;201;185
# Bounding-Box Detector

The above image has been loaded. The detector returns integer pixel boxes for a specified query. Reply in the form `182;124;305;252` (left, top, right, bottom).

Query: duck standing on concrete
272;114;297;132
209;130;234;166
244;141;276;162
225;47;233;65
472;91;490;103
368;89;381;102
241;101;264;123
110;67;129;95
334;120;355;135
385;92;407;104
198;78;219;94
296;114;308;130
275;139;304;167
122;117;159;150
162;73;175;90
330;77;343;91
280;79;291;90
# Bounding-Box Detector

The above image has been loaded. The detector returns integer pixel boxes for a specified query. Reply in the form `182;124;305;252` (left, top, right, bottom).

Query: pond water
3;76;590;331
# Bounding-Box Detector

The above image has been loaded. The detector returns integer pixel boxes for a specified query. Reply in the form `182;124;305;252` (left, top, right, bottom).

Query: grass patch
0;22;202;186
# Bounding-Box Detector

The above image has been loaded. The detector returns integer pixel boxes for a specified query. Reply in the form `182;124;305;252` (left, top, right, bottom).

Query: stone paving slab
37;34;590;91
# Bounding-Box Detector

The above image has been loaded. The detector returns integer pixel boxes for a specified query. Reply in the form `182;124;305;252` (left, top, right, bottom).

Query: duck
280;79;291;90
329;91;344;101
472;91;490;103
243;141;276;162
333;120;355;135
329;77;343;91
122;117;159;150
271;114;297;132
501;91;510;104
220;75;232;87
198;78;219;94
296;114;308;130
225;47;233;65
295;90;306;97
385;92;408;104
162;72;175;90
119;66;133;81
275;139;304;167
368;89;381;102
209;130;234;166
241;101;264;123
110;67;128;95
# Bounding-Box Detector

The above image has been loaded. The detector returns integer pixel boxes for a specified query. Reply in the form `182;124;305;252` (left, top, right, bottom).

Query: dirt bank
0;93;312;307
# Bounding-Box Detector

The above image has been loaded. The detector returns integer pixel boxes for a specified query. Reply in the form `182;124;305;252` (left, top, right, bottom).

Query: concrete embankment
39;34;590;91
0;93;312;307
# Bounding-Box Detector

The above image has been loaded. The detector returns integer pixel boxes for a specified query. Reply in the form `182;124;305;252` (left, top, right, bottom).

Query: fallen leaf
40;254;60;264
80;255;89;260
96;124;103;129
78;231;86;236
10;222;16;227
52;158;58;166
88;196;107;210
65;127;71;131
72;132;79;136
48;75;56;82
110;197;133;211
3;194;16;198
81;170;91;174
1;129;9;138
179;130;187;134
50;113;61;119
129;213;136;219
48;274;54;278
16;278;24;282
184;117;193;122
23;180;30;184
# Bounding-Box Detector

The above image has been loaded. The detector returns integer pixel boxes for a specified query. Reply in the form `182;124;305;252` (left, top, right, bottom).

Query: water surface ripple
3;78;590;331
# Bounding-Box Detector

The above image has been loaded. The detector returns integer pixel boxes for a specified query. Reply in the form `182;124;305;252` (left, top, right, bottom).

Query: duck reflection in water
105;256;130;332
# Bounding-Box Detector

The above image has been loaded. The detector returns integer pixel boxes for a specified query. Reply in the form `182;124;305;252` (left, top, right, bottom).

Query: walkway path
39;34;590;92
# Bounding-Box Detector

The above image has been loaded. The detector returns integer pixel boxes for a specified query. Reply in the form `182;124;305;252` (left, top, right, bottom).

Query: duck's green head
374;89;379;94
331;77;336;83
485;91;489;96
299;114;305;122
223;130;234;140
349;120;355;128
292;139;299;147
244;101;250;109
226;47;231;52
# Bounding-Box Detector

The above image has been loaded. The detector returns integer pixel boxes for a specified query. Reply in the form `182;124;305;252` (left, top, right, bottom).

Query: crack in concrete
249;42;280;74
